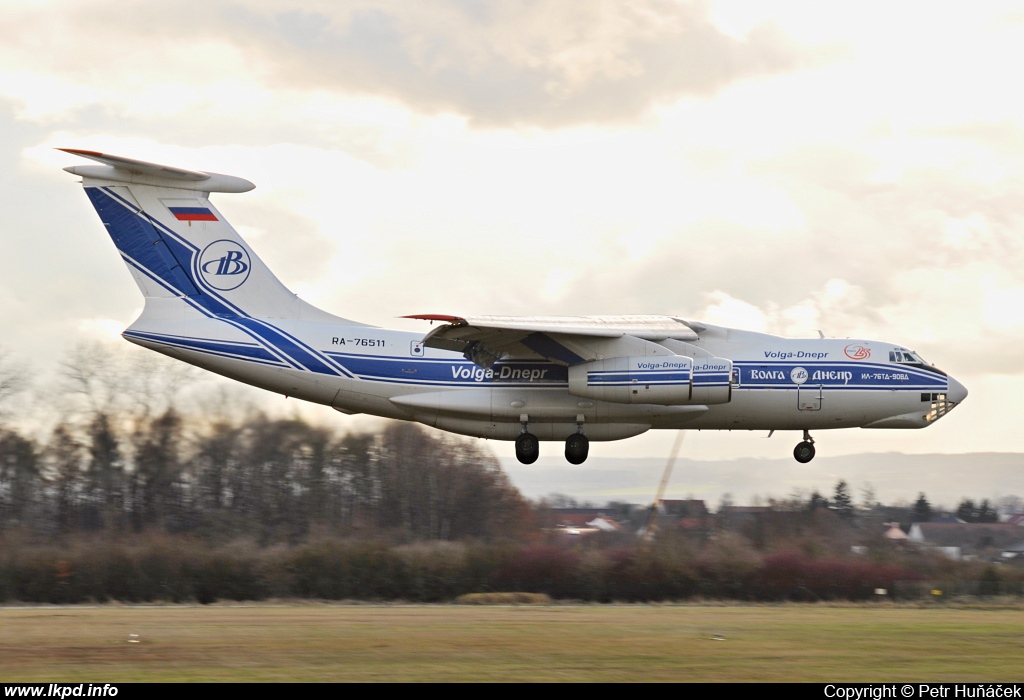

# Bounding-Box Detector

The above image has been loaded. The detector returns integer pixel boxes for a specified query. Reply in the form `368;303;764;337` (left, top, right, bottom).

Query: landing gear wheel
515;432;539;465
564;433;589;465
793;441;816;463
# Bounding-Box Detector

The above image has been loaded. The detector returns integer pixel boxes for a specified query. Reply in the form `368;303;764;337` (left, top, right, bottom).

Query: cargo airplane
61;149;967;465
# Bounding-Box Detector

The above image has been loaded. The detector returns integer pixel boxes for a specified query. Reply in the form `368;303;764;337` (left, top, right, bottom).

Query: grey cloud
225;2;816;127
1;0;821;128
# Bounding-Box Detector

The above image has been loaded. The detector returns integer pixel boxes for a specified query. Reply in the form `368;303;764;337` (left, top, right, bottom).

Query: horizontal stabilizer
59;148;254;193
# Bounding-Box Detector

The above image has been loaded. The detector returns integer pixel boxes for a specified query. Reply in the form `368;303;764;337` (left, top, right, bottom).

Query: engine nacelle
690;357;733;405
568;355;733;406
569;355;693;405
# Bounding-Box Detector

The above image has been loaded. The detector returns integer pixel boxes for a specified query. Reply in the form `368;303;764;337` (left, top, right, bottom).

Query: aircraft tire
564;433;589;465
793;441;816;463
515;432;540;464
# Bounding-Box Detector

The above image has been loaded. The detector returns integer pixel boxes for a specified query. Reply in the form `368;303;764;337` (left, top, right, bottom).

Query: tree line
0;343;529;543
1;412;531;543
0;343;1021;604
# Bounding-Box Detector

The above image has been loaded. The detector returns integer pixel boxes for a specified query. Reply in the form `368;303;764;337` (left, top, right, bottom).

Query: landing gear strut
793;430;815;463
564;413;589;465
515;415;539;465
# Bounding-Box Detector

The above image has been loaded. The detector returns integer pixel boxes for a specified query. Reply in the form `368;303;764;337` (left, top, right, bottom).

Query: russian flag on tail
169;207;218;221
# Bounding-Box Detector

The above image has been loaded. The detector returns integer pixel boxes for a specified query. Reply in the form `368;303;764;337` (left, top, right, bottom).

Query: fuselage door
798;385;822;411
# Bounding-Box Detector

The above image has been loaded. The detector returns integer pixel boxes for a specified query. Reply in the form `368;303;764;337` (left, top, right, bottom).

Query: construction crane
642;430;685;545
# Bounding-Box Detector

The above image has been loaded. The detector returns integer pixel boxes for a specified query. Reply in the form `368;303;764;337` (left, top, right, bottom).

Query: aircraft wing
404;314;702;367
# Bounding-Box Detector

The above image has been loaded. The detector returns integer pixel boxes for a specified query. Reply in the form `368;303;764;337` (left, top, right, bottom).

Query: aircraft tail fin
62;149;348;323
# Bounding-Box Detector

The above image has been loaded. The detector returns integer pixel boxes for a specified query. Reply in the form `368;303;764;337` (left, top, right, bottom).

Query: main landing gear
514;416;591;465
515;431;539;464
564;413;589;465
565;433;589;465
793;430;816;463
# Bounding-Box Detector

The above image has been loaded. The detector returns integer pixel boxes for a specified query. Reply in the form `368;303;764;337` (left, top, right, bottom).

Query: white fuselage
125;314;964;443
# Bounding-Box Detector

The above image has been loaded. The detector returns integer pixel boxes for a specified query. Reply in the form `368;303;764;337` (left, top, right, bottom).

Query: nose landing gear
793;430;815;463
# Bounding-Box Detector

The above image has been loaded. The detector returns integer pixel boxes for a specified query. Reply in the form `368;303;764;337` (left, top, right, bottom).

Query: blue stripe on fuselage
123;329;289;367
325;352;566;386
733;361;946;390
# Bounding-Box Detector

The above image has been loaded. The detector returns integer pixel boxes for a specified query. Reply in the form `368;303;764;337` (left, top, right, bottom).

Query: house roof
884;523;908;539
549;507;612;516
911;523;1022;550
553;513;600;527
660;499;708;517
586;517;624;532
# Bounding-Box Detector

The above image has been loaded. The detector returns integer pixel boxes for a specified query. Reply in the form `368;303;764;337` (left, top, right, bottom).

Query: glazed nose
947;376;968;405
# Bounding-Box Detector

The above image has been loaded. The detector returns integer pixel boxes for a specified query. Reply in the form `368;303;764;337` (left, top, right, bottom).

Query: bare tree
43;423;85;533
60;341;199;424
0;348;28;416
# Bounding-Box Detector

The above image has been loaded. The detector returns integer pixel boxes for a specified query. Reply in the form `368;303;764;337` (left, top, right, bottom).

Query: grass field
1;603;1023;682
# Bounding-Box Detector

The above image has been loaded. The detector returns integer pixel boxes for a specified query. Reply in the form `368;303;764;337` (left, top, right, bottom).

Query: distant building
541;508;630;537
659;500;709;518
546;507;612;528
908;522;1022;559
883;522;908;540
1000;541;1024;562
717;505;771;523
586;517;624;532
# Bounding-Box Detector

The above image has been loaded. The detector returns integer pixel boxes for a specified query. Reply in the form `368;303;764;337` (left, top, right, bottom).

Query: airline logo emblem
844;344;871;360
791;367;808;385
198;239;251;290
169;206;218;221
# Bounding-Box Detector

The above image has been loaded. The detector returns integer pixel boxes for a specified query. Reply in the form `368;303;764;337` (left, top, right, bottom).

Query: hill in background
501;452;1024;508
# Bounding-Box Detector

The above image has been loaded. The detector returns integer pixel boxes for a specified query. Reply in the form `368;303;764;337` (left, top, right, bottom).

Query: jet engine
568;355;732;406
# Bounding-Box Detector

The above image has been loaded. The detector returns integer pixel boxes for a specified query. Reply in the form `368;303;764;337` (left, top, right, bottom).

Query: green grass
1;603;1023;682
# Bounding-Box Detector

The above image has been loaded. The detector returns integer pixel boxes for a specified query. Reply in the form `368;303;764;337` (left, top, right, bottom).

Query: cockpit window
889;347;946;376
890;349;928;364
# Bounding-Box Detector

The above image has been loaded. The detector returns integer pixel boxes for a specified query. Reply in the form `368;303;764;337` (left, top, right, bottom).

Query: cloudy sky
1;0;1023;469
